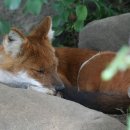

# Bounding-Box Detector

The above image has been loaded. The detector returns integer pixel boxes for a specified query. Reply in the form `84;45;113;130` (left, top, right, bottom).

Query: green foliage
52;0;88;36
0;20;10;35
76;5;88;21
24;0;47;15
74;5;88;31
0;0;130;46
0;0;47;35
101;43;130;130
101;46;130;81
128;114;130;130
52;0;130;46
4;0;21;10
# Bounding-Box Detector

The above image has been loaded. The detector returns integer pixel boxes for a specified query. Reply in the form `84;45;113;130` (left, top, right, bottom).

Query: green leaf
76;5;88;21
24;0;43;15
40;0;48;4
101;46;130;81
74;20;84;32
127;112;130;130
4;0;21;10
0;20;10;34
63;0;75;6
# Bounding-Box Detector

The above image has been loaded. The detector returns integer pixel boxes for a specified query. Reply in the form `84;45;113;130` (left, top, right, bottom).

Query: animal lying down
0;16;130;114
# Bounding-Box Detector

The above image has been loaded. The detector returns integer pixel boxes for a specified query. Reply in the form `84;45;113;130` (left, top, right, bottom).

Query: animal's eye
37;68;45;74
8;36;15;42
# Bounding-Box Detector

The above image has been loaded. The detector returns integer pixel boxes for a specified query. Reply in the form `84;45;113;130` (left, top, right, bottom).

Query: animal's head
2;16;64;95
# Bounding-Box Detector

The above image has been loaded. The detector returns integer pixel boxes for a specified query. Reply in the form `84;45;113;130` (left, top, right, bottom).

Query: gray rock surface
0;83;125;130
79;13;130;51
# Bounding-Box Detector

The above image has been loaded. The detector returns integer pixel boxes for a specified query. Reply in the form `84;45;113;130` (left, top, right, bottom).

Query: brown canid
0;16;130;113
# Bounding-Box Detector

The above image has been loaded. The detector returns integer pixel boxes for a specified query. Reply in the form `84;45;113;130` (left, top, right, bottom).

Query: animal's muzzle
51;72;65;91
55;84;65;91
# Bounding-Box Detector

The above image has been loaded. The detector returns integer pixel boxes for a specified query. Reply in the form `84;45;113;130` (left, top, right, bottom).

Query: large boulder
0;83;125;130
78;13;130;51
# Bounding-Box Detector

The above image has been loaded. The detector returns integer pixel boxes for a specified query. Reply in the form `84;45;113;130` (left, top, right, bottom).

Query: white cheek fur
3;31;23;58
47;21;54;41
3;38;22;58
0;69;54;94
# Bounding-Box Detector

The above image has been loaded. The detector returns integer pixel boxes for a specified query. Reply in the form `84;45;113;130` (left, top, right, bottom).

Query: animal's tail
59;86;130;114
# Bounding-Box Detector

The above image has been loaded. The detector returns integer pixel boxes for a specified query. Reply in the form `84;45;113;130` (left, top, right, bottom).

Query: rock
78;13;130;51
0;83;125;130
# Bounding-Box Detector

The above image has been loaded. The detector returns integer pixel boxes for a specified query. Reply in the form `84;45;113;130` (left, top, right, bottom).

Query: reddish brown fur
0;17;63;89
55;50;130;113
0;16;130;113
55;48;97;87
78;52;130;96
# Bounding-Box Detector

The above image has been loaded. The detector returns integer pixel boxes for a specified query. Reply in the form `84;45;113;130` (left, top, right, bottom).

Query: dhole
0;17;64;95
0;16;130;113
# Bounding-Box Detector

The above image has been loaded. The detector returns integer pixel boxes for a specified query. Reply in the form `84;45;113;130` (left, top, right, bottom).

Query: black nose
55;84;65;91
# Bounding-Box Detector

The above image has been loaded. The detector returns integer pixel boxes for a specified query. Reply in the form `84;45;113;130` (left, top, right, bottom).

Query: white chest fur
0;69;53;94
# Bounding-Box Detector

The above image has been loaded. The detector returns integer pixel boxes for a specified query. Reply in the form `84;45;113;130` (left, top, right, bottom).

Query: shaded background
0;0;130;47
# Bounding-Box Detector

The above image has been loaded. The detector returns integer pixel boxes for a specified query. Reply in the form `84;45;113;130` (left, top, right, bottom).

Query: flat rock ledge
0;83;126;130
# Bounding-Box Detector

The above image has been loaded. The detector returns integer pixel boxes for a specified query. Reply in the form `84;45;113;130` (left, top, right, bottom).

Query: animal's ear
2;28;26;58
30;16;54;41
